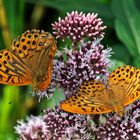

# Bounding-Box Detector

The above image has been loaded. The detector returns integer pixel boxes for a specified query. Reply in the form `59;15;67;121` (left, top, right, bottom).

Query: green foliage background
0;0;140;139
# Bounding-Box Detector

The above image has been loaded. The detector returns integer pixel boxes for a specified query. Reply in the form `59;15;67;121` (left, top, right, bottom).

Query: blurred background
0;0;140;139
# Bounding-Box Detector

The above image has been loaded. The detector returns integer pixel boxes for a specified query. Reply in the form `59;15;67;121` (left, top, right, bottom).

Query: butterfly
60;65;140;116
0;29;57;94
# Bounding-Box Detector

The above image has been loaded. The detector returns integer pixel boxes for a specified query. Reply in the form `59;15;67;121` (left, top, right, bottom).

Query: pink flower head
52;11;106;47
52;41;112;96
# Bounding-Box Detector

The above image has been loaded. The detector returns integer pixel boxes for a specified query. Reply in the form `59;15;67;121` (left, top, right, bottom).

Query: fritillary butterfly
60;65;140;116
0;29;57;93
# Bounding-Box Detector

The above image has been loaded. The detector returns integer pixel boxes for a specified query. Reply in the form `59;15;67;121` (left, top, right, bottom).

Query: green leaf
111;43;130;64
0;29;6;50
45;88;65;109
0;86;20;134
133;56;140;67
109;59;125;71
111;0;140;56
3;0;24;38
26;0;113;18
115;20;138;56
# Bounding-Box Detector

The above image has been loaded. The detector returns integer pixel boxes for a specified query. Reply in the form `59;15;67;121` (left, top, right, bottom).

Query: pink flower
52;41;112;96
52;11;106;47
15;107;91;140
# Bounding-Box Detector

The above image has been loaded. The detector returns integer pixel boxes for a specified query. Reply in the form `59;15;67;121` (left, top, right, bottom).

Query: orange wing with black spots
109;65;140;106
60;80;113;114
0;29;57;93
0;49;31;85
60;65;140;115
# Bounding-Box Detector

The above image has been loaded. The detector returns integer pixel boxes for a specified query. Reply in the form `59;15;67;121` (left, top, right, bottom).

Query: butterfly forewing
108;65;140;106
0;29;56;92
11;30;55;72
124;68;140;105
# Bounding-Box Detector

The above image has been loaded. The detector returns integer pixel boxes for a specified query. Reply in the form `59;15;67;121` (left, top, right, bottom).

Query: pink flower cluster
52;41;112;96
15;107;91;140
52;11;106;46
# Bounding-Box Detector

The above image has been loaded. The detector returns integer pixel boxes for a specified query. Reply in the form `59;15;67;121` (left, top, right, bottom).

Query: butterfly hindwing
60;80;112;114
0;29;57;92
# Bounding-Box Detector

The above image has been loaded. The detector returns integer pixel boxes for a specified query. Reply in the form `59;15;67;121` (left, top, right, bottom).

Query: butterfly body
60;66;140;115
102;87;126;116
0;29;57;93
32;66;52;92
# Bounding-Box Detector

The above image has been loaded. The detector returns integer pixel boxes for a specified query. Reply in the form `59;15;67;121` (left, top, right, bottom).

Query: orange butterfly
60;65;140;116
0;29;56;93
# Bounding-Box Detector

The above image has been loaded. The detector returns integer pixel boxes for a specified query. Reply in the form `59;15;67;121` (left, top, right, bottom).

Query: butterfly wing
0;49;32;85
10;29;57;91
11;29;56;74
60;65;140;114
108;65;140;106
0;29;56;91
60;80;112;114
